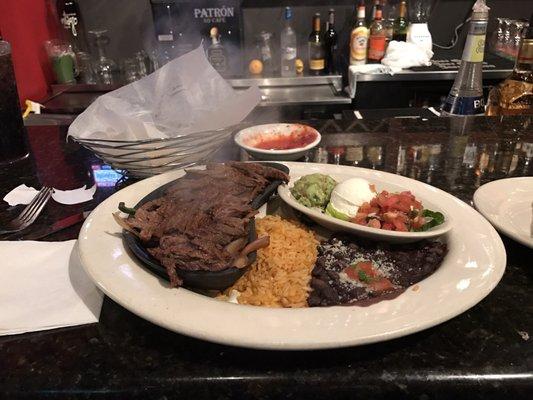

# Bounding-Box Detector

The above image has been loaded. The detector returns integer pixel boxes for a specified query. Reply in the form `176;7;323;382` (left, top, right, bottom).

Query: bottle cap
285;7;292;20
471;0;489;21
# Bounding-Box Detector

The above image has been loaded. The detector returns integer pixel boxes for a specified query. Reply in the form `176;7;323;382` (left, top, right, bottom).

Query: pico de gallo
352;190;445;232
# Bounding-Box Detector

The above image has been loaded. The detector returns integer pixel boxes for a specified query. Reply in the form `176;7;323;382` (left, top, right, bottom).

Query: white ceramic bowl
234;123;321;161
278;164;453;244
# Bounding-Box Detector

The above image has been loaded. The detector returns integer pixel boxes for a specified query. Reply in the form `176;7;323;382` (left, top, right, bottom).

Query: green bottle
393;0;408;41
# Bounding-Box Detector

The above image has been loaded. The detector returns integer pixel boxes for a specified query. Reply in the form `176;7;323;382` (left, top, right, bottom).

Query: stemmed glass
88;30;119;84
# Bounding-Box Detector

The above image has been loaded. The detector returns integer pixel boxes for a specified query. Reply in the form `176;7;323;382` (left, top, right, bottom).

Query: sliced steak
121;162;288;287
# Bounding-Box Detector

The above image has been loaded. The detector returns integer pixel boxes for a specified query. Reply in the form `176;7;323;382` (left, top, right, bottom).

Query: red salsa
250;127;317;150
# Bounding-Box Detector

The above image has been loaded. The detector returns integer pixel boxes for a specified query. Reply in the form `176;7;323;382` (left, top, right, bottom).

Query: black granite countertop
0;116;532;399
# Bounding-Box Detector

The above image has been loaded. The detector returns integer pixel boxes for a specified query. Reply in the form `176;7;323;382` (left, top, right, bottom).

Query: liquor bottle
57;0;88;53
370;0;380;25
441;0;489;116
393;0;408;41
308;13;325;75
367;5;387;63
486;13;533;115
207;27;228;74
350;0;369;65
324;9;338;74
280;7;297;77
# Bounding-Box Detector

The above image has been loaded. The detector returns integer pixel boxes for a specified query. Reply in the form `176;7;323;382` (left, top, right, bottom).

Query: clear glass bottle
280;7;297;77
441;0;489;116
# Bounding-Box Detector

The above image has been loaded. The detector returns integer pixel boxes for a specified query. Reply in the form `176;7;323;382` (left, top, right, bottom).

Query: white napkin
3;184;97;206
51;184;97;205
68;45;261;141
0;240;103;335
2;184;39;206
381;41;434;69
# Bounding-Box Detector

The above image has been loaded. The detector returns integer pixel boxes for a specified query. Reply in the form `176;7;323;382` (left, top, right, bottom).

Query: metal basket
73;125;240;177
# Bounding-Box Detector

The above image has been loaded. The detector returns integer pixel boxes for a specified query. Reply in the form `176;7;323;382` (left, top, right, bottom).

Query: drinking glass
76;51;97;84
502;19;514;57
511;21;526;58
44;39;77;84
135;50;150;77
0;41;29;163
122;58;141;83
491;17;505;53
88;30;119;84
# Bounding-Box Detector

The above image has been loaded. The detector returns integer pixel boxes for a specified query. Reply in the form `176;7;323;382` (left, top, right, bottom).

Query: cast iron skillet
122;162;290;291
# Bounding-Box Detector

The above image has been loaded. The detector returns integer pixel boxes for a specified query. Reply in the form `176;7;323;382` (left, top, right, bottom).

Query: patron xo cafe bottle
207;26;228;74
441;0;489;116
350;0;369;65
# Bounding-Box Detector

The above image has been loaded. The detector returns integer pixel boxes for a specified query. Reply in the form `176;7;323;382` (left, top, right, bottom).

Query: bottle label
283;47;297;61
442;95;485;115
462;21;487;62
368;36;386;60
350;27;369;62
208;48;227;71
309;58;325;70
261;45;272;61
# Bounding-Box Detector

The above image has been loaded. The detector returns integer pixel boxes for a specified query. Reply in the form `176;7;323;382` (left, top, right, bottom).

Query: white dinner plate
474;177;533;249
278;165;452;243
78;162;506;350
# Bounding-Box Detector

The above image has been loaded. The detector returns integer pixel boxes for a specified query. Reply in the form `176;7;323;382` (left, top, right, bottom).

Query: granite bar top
0;115;532;399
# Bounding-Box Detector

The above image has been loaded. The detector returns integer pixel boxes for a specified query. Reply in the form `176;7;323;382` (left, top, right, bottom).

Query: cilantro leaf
414;209;445;231
358;270;371;283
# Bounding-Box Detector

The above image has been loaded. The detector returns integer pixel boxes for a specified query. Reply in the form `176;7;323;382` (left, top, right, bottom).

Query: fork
0;187;53;235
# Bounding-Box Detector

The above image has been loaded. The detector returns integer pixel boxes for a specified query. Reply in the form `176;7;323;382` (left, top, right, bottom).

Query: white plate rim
277;166;453;242
234;123;321;155
473;176;533;249
78;162;507;350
